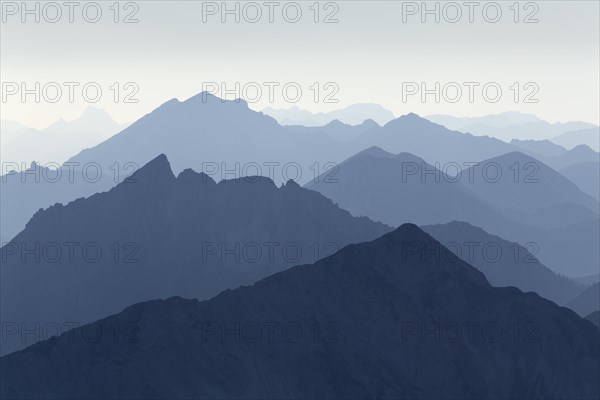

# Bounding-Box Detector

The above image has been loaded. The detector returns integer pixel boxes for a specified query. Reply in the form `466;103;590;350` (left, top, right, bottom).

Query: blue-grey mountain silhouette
422;221;584;305
0;92;344;241
347;113;518;165
509;139;567;158
457;151;598;221
585;311;600;328
542;144;600;170
1;224;598;399
559;161;600;201
565;283;600;317
262;103;395;126
67;93;340;178
306;147;599;277
0;95;544;243
0;154;390;355
285;118;380;143
427;112;597;142
0;107;127;167
552;127;600;152
305;146;517;229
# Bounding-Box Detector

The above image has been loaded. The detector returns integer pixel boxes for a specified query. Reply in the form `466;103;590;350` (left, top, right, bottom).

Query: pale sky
1;0;599;129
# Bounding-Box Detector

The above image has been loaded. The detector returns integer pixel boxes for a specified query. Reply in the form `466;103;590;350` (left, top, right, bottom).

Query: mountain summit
1;224;598;399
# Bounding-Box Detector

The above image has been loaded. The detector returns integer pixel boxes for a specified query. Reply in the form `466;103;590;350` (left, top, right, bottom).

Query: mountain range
306;147;599;276
0;154;389;355
1;107;128;167
2;224;598;399
262;103;395;126
426;112;598;144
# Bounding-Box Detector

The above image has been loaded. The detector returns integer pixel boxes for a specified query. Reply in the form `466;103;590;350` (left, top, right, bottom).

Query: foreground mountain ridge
2;224;598;399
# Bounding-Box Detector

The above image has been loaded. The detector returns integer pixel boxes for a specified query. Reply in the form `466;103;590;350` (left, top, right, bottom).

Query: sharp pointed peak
128;154;175;183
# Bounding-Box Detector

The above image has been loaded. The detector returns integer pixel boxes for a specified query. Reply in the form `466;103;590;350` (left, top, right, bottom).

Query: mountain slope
566;283;600;317
0;92;342;242
458;151;599;227
422;221;584;305
552;127;600;152
1;224;598;399
427;112;596;142
559;162;600;201
348;113;518;165
0;154;390;355
67;92;339;180
305;146;516;230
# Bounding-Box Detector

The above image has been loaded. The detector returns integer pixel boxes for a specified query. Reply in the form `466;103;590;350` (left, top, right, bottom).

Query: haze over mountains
2;91;599;399
422;221;584;305
0;154;390;355
2;93;597;275
565;283;600;317
456;151;599;228
553;127;600;152
262;103;395;126
2;224;598;399
1;107;128;167
306;146;599;276
426;112;598;145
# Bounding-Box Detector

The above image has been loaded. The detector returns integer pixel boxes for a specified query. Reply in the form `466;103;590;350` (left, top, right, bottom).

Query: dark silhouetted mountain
1;224;598;399
585;311;600;328
422;221;584;305
458;151;598;225
0;154;390;355
559;162;600;201
565;283;600;317
552;127;600;152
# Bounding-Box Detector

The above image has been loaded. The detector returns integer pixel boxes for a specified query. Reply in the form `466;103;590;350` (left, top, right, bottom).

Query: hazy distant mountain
347;113;519;165
542;144;600;170
1;107;128;167
262;103;395;126
427;112;597;142
0;119;30;145
538;218;600;277
2;224;598;399
285;119;380;143
305;146;516;230
510;139;567;158
552;127;600;152
306;147;599;277
68;93;340;181
0;154;390;355
0;93;344;241
573;273;600;286
560;162;600;201
565;283;600;317
458;151;599;228
422;221;584;305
